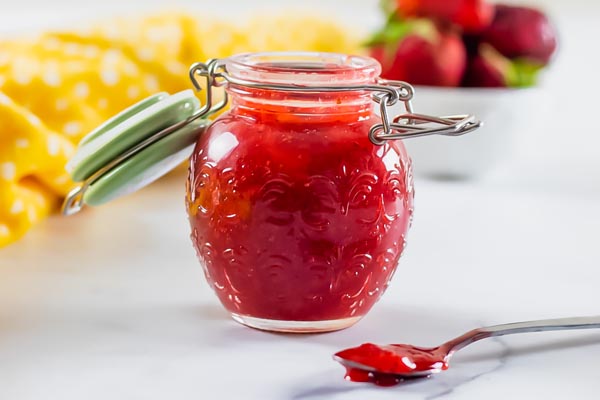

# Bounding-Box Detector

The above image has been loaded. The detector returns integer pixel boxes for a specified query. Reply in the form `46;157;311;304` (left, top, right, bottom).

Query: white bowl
398;86;541;179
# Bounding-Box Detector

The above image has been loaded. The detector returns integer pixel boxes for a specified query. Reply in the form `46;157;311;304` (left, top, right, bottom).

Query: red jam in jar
186;53;414;332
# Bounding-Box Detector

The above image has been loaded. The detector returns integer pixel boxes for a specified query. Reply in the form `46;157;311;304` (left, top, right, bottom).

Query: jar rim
225;52;381;87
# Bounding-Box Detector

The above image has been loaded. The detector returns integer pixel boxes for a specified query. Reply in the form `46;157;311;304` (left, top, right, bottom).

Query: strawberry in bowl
482;4;557;66
369;1;558;178
369;18;467;87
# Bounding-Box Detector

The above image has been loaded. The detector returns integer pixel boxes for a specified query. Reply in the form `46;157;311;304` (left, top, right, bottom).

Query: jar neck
222;52;382;123
227;86;374;122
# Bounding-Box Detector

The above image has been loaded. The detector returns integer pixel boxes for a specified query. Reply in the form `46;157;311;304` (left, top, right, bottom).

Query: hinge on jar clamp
189;59;482;146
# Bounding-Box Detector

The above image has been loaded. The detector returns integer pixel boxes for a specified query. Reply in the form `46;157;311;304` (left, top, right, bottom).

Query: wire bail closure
61;57;481;216
189;59;482;146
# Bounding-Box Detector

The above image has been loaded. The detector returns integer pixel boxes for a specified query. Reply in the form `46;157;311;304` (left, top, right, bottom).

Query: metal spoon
334;316;600;380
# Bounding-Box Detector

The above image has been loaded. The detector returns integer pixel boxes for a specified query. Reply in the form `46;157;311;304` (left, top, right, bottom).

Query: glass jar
186;52;415;332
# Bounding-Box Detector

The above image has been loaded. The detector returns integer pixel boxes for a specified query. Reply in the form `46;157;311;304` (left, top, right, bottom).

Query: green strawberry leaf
380;0;397;15
365;15;436;47
507;59;544;88
365;14;413;47
480;44;544;88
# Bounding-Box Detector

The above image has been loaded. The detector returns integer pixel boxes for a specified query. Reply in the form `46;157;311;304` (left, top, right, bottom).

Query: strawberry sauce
335;343;448;386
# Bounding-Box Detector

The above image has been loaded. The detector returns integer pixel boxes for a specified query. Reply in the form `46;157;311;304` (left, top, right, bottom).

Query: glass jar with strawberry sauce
185;52;480;332
62;52;480;333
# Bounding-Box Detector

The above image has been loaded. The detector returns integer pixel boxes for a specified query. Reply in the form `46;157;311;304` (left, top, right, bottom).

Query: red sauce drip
335;343;448;386
344;367;404;386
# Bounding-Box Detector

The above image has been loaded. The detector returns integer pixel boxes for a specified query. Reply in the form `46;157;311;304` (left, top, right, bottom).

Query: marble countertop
1;164;599;399
1;0;600;398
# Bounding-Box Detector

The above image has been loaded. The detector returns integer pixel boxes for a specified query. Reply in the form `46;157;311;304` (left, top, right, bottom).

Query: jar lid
62;90;205;215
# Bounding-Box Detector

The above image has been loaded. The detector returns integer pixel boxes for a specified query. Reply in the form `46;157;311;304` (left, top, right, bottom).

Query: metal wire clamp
189;59;482;146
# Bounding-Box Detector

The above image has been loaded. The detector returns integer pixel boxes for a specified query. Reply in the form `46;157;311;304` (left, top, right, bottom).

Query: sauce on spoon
334;343;448;386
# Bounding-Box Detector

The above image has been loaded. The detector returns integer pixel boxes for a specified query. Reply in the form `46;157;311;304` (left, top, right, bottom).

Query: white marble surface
1;165;599;400
2;0;600;399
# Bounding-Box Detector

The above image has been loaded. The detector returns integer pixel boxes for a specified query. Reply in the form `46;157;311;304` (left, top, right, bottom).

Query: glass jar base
230;313;362;333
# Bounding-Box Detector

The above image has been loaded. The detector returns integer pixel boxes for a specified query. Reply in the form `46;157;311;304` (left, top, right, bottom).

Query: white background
1;1;599;399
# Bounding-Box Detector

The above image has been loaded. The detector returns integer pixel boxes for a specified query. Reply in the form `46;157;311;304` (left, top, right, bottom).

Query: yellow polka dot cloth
0;12;361;247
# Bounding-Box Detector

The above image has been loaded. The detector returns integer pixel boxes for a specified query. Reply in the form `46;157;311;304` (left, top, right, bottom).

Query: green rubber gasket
83;119;208;206
67;90;200;182
78;92;169;147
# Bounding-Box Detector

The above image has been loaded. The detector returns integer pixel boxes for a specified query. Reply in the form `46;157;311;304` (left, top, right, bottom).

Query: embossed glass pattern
186;53;414;332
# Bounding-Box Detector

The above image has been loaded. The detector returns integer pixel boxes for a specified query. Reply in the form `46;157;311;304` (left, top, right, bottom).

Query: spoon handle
445;316;600;353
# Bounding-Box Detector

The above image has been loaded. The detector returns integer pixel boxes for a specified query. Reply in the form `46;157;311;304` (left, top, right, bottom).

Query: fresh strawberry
462;43;542;87
394;0;495;33
482;4;557;65
368;18;467;86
